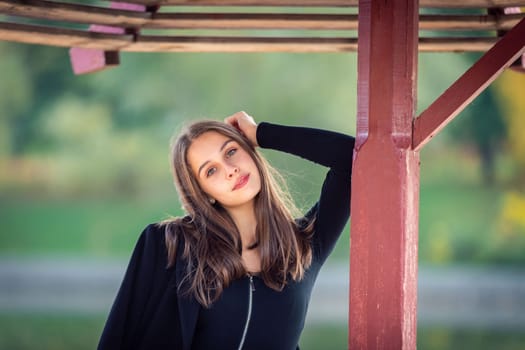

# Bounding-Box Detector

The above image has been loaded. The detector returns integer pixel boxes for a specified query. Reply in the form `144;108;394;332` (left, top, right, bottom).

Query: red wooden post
69;2;148;75
349;1;420;349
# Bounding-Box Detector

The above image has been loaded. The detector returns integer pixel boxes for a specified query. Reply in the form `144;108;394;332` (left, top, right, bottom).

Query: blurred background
0;37;524;349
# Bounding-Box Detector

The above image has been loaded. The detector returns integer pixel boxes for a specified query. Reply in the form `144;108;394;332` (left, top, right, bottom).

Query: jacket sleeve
256;122;354;263
98;224;179;349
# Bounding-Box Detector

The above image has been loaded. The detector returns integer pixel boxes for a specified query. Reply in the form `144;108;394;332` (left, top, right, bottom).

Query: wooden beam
151;13;523;30
1;1;524;31
418;13;524;31
0;22;132;48
413;17;525;150
350;0;419;348
129;35;358;52
149;12;358;30
0;22;502;52
105;0;525;8
129;36;496;52
152;13;523;31
419;37;497;51
0;0;151;27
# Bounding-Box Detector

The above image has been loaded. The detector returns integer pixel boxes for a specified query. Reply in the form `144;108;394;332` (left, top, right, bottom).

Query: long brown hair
164;120;313;307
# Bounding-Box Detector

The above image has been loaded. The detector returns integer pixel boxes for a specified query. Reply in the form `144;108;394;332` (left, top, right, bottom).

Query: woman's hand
224;111;259;147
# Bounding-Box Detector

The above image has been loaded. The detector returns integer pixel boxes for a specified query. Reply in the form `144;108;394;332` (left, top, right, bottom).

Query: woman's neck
226;204;258;250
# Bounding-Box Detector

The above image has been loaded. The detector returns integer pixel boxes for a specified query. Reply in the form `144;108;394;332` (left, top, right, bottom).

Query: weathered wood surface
100;0;525;7
1;1;524;31
0;22;505;52
1;0;523;53
0;22;132;49
350;0;420;348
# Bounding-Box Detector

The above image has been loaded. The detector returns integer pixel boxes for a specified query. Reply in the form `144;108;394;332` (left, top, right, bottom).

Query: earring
209;198;216;205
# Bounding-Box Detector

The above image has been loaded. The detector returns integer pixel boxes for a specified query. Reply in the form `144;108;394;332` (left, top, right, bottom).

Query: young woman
98;111;355;350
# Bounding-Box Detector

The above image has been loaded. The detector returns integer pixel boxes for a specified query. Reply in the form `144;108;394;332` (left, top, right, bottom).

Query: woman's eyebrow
197;139;235;177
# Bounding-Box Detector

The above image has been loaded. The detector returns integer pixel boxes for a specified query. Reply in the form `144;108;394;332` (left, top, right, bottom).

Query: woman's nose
226;165;239;178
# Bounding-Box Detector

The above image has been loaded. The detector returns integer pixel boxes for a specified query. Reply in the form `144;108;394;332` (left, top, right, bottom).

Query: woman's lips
233;174;250;191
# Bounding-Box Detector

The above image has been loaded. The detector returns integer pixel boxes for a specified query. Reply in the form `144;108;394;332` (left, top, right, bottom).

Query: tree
447;54;507;185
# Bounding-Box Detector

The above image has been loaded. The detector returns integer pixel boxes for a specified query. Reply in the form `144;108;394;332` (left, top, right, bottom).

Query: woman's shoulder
140;216;193;244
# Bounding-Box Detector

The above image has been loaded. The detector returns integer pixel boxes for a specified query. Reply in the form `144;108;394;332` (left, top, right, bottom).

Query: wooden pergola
1;1;524;349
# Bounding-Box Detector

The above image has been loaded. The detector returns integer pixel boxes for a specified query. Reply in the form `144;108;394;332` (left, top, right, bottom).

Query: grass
0;194;180;257
417;327;525;350
301;324;347;349
0;313;104;350
0;181;506;264
1;314;524;350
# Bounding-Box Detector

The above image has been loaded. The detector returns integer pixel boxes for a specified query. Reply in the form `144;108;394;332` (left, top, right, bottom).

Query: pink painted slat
350;1;420;349
110;2;147;11
69;47;119;74
69;1;148;75
413;17;525;151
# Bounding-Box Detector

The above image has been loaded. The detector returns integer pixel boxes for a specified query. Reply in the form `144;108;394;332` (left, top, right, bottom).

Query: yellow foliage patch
494;71;525;170
499;191;525;236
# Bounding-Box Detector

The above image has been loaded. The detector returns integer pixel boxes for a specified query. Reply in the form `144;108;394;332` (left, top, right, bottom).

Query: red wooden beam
69;2;150;75
491;7;525;73
413;16;525;151
349;1;420;349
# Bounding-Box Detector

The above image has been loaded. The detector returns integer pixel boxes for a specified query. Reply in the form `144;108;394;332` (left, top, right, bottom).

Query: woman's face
187;131;262;211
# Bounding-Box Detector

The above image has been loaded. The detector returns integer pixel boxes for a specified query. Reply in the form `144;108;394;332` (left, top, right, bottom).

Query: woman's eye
226;148;237;157
206;167;217;177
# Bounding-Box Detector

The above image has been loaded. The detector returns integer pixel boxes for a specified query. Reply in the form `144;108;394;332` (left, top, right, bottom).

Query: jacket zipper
237;274;255;350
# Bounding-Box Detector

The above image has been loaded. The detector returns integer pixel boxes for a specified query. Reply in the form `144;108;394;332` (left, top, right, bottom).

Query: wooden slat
419;13;524;31
150;13;359;30
105;0;525;8
0;22;133;48
150;13;524;31
128;35;358;51
0;0;151;26
419;37;497;51
0;22;500;52
1;1;523;31
127;36;497;52
103;0;356;6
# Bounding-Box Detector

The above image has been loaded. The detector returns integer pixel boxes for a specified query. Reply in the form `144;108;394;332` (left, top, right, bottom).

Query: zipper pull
249;275;256;292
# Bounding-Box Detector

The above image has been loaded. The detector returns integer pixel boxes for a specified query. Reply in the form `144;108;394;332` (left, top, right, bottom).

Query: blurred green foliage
0;41;524;265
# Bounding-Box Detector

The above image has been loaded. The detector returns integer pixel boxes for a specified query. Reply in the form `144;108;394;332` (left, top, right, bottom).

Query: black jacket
98;122;354;350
